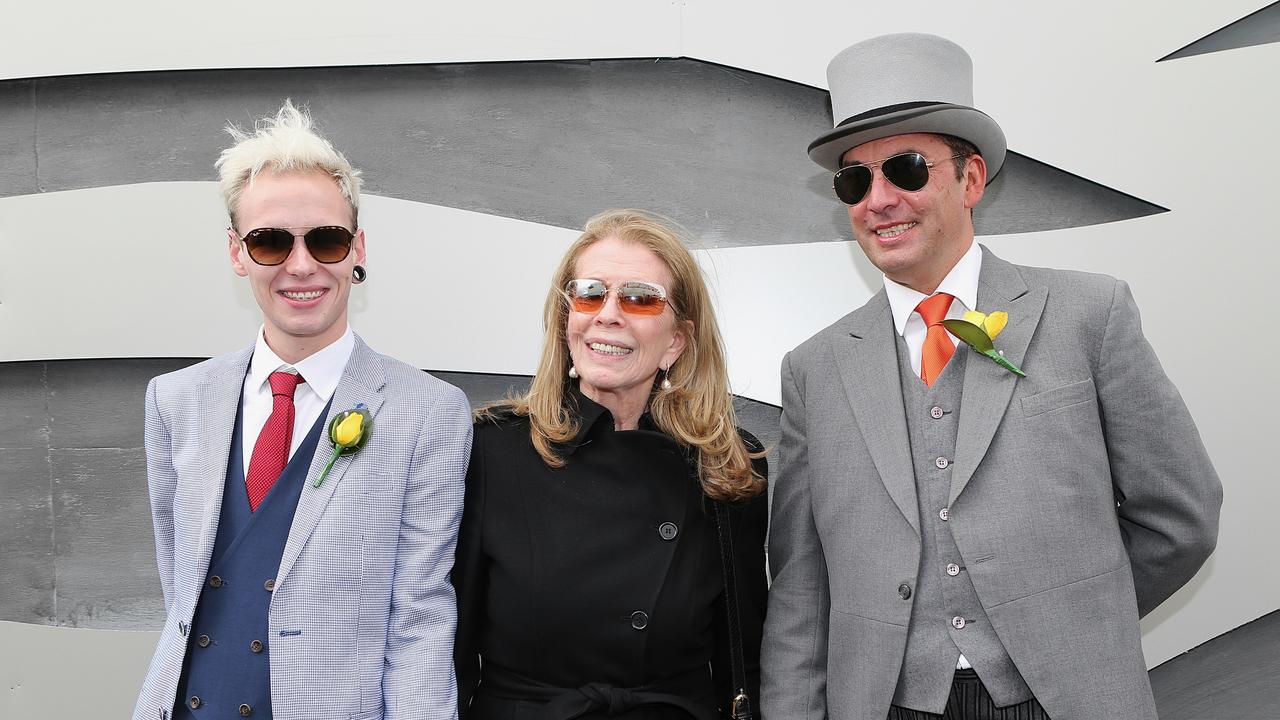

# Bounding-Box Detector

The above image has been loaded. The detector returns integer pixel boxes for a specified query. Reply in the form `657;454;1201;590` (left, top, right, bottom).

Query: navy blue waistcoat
175;398;331;719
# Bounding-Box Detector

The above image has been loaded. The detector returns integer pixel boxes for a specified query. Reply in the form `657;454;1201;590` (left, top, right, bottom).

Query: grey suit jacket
760;248;1221;720
133;336;472;720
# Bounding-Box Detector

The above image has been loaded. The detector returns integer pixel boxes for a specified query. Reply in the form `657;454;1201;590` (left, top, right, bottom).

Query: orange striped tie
916;293;955;386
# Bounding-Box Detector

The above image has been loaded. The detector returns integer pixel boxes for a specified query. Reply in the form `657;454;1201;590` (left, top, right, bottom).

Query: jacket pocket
1020;377;1096;418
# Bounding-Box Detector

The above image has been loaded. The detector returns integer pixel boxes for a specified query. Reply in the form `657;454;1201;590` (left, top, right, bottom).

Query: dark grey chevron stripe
1159;1;1280;61
0;358;778;630
0;58;1162;243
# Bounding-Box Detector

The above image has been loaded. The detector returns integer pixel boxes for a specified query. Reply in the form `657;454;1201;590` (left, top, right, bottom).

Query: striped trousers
887;670;1050;720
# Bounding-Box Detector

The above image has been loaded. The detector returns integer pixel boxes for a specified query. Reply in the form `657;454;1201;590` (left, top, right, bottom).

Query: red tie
245;371;303;512
916;293;956;386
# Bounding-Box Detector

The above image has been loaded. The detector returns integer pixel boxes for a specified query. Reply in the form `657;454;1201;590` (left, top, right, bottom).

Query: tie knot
915;292;954;325
268;371;303;398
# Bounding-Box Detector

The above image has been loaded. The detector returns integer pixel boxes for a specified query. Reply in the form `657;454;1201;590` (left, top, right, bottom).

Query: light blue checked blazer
133;336;471;720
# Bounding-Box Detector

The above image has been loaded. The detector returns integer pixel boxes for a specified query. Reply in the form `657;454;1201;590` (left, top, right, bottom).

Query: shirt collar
246;326;355;402
883;241;983;337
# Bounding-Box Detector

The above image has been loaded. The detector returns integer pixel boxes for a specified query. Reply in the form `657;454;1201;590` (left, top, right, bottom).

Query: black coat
453;390;768;720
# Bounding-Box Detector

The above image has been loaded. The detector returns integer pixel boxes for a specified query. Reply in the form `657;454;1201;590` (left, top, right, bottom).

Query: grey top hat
808;33;1006;180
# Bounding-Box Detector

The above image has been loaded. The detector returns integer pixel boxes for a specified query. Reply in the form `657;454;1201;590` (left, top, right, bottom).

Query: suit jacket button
657;522;679;541
188;696;202;709
197;634;211;647
250;639;264;653
263;578;275;592
939;507;950;521
935;457;950;469
952;616;967;629
630;610;649;630
897;583;912;600
930;406;944;419
208;575;223;588
946;563;961;576
239;704;252;716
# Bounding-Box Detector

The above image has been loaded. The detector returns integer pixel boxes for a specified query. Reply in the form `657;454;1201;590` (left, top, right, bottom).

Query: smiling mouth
875;222;917;238
280;290;325;301
589;342;632;356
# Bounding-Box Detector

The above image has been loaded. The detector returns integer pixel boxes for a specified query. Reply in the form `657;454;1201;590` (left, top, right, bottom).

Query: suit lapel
949;249;1046;505
276;337;387;589
192;347;253;592
834;292;921;535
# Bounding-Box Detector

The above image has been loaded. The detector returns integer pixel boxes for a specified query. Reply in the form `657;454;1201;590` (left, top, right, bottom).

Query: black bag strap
713;501;754;720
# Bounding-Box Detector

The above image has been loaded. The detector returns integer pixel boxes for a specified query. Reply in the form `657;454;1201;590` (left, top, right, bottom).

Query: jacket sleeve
1096;279;1222;616
452;420;489;718
760;351;830;719
144;376;178;611
382;384;472;720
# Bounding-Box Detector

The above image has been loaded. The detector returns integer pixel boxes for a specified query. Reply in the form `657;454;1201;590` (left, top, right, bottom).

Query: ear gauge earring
660;366;673;391
352;265;367;284
568;366;579;380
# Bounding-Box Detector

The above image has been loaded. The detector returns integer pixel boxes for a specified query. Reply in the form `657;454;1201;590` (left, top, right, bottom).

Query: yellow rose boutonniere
941;310;1027;377
315;404;373;488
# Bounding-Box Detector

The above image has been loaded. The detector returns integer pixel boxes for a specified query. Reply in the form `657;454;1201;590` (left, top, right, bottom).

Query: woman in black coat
453;210;768;720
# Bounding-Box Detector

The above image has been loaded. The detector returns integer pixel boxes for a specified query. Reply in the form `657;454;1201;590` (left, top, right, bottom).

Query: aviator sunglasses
833;152;965;206
234;226;356;266
565;279;669;316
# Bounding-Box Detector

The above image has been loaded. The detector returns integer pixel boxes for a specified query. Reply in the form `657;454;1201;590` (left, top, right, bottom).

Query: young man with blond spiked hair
133;100;471;720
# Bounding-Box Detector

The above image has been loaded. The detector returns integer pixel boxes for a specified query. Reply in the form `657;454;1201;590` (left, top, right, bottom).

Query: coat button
188;696;202;709
939;507;950;521
952;616;967;629
946;563;961;576
263;578;275;592
250;639;264;653
930;406;944;419
209;576;223;588
239;704;252;716
630;611;649;630
197;634;211;648
935;457;950;469
897;583;912;600
657;522;679;541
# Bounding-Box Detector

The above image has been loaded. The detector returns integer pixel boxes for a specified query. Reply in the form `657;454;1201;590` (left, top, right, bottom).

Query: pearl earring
568;365;579;379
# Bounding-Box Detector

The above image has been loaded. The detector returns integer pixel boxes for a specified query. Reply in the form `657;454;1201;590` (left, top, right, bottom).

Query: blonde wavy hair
482;209;765;503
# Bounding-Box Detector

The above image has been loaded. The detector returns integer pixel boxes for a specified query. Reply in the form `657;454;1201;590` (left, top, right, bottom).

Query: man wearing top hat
132;101;471;720
761;34;1221;720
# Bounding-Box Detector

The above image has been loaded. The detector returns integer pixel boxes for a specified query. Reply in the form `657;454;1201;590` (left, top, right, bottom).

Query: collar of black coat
560;385;666;457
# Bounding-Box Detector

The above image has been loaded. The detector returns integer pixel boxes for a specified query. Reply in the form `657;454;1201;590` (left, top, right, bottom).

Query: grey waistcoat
891;339;1034;713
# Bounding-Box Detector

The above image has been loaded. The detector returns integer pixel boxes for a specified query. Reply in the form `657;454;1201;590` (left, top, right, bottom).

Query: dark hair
938;134;980;181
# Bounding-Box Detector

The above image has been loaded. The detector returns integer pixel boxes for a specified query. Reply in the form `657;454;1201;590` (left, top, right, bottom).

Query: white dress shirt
883;241;984;379
240;326;355;476
882;241;983;669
